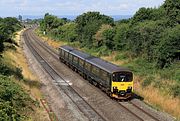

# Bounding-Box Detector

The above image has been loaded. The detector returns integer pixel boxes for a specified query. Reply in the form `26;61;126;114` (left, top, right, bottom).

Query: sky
0;0;165;17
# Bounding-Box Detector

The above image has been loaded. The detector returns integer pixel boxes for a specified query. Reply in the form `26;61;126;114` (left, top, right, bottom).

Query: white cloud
0;0;165;16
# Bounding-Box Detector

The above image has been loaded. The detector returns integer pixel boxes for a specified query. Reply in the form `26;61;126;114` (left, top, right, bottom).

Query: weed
114;52;127;61
171;84;180;98
142;76;154;87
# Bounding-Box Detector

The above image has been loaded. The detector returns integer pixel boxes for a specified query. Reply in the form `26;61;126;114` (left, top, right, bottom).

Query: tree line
0;17;22;52
39;0;180;69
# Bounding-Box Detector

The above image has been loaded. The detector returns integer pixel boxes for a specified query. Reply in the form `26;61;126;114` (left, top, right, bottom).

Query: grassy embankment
36;28;180;120
1;29;49;120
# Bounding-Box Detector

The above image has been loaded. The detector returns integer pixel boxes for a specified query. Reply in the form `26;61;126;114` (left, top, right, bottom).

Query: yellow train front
110;71;133;99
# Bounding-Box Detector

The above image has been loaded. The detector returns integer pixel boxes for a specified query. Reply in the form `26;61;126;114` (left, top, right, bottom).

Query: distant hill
22;15;132;21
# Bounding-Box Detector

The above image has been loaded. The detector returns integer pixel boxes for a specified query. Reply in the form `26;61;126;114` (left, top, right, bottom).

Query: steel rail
129;101;160;121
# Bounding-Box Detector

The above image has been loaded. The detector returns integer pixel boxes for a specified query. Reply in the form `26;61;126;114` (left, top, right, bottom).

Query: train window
73;56;78;64
59;49;62;56
65;52;68;59
69;54;72;61
92;66;99;76
101;70;109;81
79;59;84;67
85;62;91;71
113;72;133;82
61;50;64;57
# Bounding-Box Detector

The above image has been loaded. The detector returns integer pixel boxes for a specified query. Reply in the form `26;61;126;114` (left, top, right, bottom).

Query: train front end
111;71;133;99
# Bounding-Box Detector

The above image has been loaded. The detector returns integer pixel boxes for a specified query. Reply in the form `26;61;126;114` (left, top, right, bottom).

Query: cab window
113;72;133;82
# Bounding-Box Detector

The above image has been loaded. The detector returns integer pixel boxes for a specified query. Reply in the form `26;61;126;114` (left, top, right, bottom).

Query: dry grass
134;76;180;120
41;36;67;49
37;32;180;120
4;30;50;121
101;51;127;65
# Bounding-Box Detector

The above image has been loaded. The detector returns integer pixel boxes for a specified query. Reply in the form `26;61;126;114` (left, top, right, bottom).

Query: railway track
118;101;160;121
129;101;160;121
24;28;163;121
23;28;106;121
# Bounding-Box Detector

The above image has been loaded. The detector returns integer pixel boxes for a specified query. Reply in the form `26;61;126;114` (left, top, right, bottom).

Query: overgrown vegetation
0;75;34;120
39;0;180;98
0;17;38;120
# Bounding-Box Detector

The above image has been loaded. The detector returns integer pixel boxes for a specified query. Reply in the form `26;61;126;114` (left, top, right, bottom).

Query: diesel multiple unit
58;45;133;99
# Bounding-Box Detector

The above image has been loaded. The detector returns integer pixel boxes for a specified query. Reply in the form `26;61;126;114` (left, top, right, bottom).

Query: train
58;45;133;99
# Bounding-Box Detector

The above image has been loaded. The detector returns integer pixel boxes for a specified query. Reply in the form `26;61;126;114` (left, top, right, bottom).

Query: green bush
0;102;21;121
114;53;127;61
0;75;33;120
0;61;23;80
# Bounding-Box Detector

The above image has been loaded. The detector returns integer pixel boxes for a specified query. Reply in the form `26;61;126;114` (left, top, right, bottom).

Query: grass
2;29;50;121
36;29;180;120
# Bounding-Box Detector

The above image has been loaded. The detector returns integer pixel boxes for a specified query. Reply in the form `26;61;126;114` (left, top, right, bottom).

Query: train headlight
128;86;132;89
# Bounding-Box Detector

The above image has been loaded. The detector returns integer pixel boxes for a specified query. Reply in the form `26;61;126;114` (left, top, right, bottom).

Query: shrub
0;75;33;120
171;84;180;98
142;76;154;87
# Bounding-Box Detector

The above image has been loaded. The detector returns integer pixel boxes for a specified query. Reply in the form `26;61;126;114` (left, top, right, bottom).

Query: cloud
0;0;165;16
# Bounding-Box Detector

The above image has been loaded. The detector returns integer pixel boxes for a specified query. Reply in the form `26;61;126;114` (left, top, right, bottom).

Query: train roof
86;57;130;73
59;45;74;51
59;45;131;73
70;49;91;60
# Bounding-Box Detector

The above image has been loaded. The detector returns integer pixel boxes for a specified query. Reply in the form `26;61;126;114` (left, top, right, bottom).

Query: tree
102;27;115;49
60;23;78;42
131;7;154;24
44;14;56;31
113;23;129;50
156;25;180;68
94;24;113;47
75;11;114;47
0;17;21;53
163;0;180;26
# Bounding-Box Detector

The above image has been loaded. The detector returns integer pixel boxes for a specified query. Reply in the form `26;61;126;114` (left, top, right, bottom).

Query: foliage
171;84;180;97
75;12;114;48
94;24;113;47
0;17;21;53
156;25;180;68
163;0;180;26
113;23;129;50
0;16;36;120
0;75;33;120
40;13;67;32
0;58;23;80
57;22;78;42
